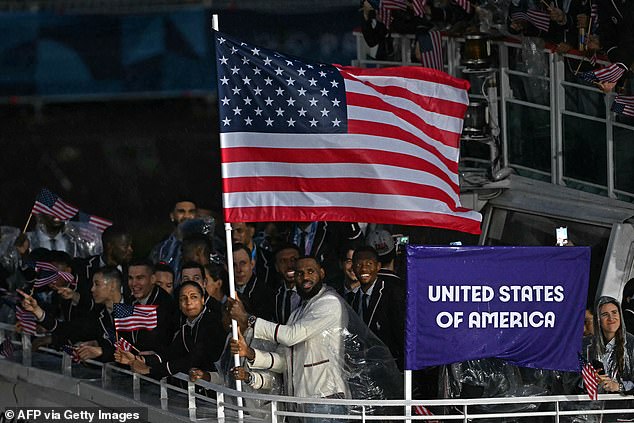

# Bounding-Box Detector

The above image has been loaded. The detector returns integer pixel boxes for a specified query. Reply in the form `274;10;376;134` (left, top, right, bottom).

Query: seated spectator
115;281;225;379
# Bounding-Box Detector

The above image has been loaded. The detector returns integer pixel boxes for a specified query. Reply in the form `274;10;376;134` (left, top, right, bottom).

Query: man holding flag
17;266;124;362
214;28;476;414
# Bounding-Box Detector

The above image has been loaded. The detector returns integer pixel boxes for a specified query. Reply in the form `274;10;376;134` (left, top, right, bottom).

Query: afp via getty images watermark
1;407;147;423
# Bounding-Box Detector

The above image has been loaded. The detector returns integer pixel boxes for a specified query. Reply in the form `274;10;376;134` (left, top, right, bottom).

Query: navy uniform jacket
353;278;406;370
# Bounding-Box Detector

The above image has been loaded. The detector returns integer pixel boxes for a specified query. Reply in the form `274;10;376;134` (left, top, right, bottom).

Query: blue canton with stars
215;32;347;134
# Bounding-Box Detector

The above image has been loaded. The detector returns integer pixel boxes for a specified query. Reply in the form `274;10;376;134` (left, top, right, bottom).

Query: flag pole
212;12;244;419
22;213;33;234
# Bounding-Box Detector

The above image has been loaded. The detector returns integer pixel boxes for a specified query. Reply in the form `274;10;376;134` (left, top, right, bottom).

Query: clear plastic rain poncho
219;286;402;417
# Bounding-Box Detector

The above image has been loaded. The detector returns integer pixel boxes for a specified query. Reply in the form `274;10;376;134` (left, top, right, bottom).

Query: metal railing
352;31;634;203
2;322;634;422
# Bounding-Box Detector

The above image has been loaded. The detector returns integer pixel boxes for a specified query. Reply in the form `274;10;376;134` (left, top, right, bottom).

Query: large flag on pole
214;31;481;234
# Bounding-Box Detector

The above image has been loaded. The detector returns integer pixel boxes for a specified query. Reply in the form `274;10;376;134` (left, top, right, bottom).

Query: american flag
31;188;79;221
418;31;444;71
71;210;113;233
114;337;132;352
453;0;472;13
113;304;158;332
61;344;81;363
413;405;438;422
214;31;481;233
510;9;551;32
612;95;634;117
0;337;14;359
412;0;426;16
590;3;598;32
581;360;599;400
33;261;76;288
15;305;37;335
578;63;627;83
377;0;407;29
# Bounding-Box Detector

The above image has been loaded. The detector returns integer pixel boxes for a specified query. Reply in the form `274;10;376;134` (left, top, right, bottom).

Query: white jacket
251;286;350;398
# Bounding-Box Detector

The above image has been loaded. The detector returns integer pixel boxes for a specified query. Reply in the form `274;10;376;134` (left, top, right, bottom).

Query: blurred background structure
0;0;359;253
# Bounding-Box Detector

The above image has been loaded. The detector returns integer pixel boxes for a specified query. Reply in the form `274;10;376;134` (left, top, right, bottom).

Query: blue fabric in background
0;7;357;97
405;245;590;372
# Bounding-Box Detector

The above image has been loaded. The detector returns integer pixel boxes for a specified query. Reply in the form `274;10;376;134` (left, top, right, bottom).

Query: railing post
463;404;468;423
216;390;225;422
555;397;560;423
160;377;168;410
552;51;566;186
606;92;616;198
61;351;72;376
498;43;510;168
270;400;278;423
187;380;196;421
101;362;111;389
132;373;140;401
21;333;31;367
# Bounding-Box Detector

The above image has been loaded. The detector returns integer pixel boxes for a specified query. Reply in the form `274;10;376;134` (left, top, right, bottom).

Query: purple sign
405;246;590;372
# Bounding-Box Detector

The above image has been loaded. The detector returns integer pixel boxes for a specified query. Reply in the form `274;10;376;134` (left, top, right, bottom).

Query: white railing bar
505;98;551;112
561;109;607;124
562;176;608;191
510;164;551;176
560;79;605;94
506;69;551;82
612;121;634;130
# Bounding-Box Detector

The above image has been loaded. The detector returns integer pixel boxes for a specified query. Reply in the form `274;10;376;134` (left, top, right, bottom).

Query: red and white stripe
419;31;444;71
454;0;472;13
582;362;598;400
88;215;113;232
221;66;481;234
377;0;407;29
115;337;132;352
16;306;38;335
595;63;626;83
412;0;427;16
32;199;78;221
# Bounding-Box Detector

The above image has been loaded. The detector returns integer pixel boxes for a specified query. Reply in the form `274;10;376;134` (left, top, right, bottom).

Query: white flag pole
212;12;244;419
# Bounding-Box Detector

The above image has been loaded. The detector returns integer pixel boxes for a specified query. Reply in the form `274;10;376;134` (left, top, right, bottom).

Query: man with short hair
182;233;213;266
20;266;123;362
232;222;273;288
124;259;177;353
352;246;405;370
365;229;404;289
72;226;134;315
272;243;301;324
229;256;349;417
154;262;175;296
150;200;198;279
233;243;275;321
181;261;206;288
338;246;360;305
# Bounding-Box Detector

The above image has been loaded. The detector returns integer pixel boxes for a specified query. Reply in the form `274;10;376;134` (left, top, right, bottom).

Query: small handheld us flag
611;95;634;117
61;344;82;363
579;354;599;400
578;63;627;83
114;337;133;352
31;188;79;221
113;304;158;332
0;337;14;359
